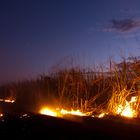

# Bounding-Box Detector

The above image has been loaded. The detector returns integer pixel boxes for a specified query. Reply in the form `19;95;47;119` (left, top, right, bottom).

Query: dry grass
1;57;140;117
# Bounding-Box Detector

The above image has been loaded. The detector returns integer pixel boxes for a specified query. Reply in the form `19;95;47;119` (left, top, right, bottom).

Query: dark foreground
0;113;140;139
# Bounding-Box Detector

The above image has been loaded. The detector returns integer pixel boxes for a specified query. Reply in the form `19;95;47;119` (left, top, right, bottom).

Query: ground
0;113;140;139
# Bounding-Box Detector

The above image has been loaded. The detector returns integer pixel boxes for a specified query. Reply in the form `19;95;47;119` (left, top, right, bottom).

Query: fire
0;99;15;103
39;95;139;119
116;96;137;118
39;107;86;117
60;109;86;116
40;107;57;117
98;113;105;118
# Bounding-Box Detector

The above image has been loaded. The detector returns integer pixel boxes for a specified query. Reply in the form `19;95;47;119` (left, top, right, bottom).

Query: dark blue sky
1;0;140;84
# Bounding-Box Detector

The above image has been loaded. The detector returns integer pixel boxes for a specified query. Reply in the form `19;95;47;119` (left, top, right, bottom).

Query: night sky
1;0;140;84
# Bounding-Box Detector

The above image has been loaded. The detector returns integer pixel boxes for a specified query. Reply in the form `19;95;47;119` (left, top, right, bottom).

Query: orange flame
40;107;57;117
39;107;86;117
0;99;15;103
60;109;86;116
116;96;137;118
39;95;139;119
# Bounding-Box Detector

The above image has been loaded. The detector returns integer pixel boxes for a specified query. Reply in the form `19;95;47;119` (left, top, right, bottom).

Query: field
1;57;140;139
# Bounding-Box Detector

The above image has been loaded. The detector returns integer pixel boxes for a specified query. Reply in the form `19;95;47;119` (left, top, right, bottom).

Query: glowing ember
20;113;30;118
0;113;3;117
0;99;15;103
40;107;57;117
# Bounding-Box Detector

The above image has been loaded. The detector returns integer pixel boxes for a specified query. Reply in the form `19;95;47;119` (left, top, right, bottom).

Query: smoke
105;18;140;33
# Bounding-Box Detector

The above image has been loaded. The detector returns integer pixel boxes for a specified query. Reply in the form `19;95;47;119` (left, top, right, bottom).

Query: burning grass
1;57;140;119
39;106;86;117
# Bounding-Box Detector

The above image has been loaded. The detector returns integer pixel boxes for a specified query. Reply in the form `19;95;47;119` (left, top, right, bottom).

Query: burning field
1;58;140;138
